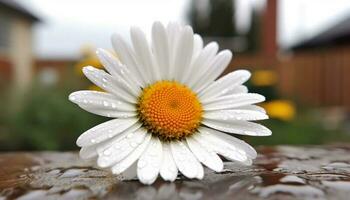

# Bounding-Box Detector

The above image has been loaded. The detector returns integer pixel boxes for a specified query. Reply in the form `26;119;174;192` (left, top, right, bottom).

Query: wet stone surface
1;145;350;200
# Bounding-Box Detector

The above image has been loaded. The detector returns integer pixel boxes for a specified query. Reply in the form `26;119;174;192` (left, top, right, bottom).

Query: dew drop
103;101;109;107
86;66;94;71
103;149;112;156
91;139;96;144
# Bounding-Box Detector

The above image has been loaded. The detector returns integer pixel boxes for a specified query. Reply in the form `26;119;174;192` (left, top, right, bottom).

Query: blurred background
1;0;350;151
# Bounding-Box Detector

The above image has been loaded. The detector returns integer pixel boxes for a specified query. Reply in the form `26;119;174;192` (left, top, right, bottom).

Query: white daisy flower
69;22;271;185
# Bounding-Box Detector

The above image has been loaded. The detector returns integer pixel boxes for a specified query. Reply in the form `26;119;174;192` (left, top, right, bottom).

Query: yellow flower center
137;81;203;140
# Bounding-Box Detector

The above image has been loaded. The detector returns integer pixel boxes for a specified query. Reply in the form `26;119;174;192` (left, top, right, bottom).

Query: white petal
193;50;233;92
96;48;142;90
205;128;257;159
202;119;272;136
173;26;194;82
82;66;137;103
111;34;146;86
170;141;200;179
167;22;181;47
76;118;138;147
199;70;251;100
160;143;178;181
97;126;147;168
192;34;203;58
195;159;204;179
184;42;218;86
186;137;223;172
78;105;136;118
203;109;268;121
152;21;170;80
223;85;248;95
111;133;152;174
202;93;265;110
69;90;135;111
137;136;163;185
167;22;182;80
194;129;248;162
238;105;266;114
130;26;159;83
79;145;98;159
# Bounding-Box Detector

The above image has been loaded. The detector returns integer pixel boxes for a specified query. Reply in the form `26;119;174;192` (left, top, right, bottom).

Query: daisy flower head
69;22;271;184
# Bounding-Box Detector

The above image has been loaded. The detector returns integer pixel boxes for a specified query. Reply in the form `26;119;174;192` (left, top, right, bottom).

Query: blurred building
280;14;350;109
0;0;39;89
204;0;350;110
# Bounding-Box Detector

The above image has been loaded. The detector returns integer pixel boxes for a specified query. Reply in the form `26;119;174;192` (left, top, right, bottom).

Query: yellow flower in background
74;45;120;76
74;45;104;76
75;57;103;76
262;100;296;121
251;70;278;87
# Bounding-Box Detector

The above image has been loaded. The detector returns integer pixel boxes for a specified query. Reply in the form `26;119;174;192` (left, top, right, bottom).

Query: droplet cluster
137;81;203;140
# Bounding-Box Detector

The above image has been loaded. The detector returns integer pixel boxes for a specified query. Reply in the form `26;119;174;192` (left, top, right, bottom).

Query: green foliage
0;78;106;151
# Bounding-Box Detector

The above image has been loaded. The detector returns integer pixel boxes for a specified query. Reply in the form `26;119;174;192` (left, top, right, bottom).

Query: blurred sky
18;0;350;59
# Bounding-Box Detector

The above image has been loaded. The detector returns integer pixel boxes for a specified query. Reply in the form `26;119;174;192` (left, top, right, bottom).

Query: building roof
292;15;350;50
0;0;40;21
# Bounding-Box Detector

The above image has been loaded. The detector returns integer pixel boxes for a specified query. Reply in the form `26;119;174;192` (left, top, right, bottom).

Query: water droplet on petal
131;142;138;147
103;149;111;156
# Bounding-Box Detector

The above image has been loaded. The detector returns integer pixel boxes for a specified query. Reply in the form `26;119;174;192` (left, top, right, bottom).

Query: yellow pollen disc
137;81;203;140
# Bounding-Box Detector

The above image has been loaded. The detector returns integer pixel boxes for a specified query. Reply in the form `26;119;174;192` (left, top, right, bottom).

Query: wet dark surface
1;145;350;199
